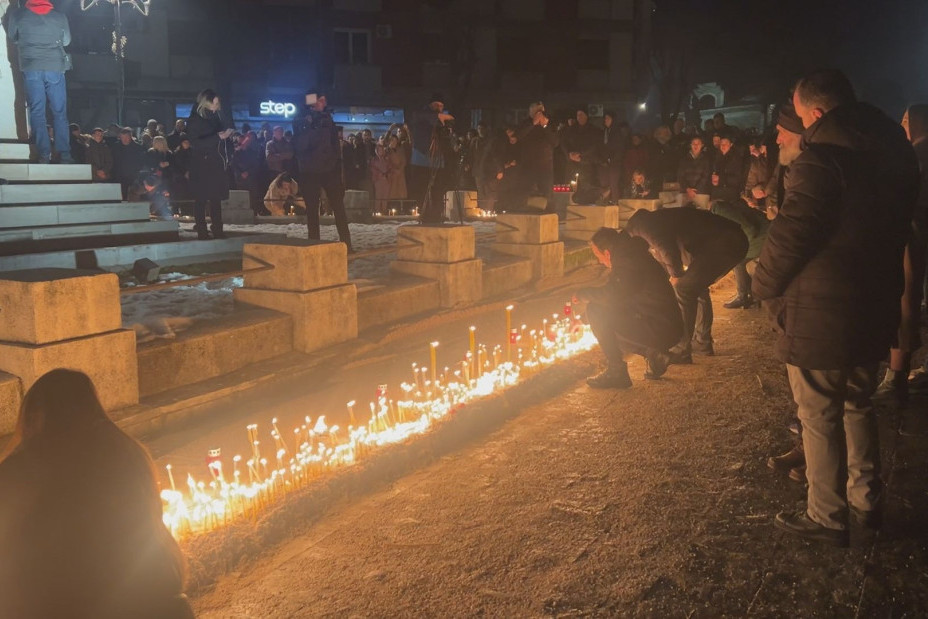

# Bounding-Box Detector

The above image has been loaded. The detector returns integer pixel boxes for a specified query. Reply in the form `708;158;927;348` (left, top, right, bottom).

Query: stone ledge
0;372;22;436
357;276;441;332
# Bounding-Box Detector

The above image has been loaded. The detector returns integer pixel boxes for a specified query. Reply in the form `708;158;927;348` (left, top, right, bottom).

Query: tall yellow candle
505;304;514;362
430;341;439;385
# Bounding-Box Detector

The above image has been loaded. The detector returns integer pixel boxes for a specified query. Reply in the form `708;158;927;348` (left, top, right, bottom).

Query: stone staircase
0;140;179;259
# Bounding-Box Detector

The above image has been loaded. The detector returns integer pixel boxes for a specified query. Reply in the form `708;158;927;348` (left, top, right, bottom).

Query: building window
334;29;371;65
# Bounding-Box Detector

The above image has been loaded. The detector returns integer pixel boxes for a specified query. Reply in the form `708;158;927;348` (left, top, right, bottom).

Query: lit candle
430;341;439;385
347;400;357;426
166;464;176;492
468;326;476;376
505;304;514;362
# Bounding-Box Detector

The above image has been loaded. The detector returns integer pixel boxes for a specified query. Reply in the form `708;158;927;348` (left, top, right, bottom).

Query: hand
160;161;169;168
95;170;107;179
505;160;516;168
219;129;233;139
669;276;680;287
569;152;582;162
496;172;504;180
438;112;454;124
686;188;697;199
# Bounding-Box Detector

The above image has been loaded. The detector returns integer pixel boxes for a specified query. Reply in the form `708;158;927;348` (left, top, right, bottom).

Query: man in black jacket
710;135;745;202
7;0;73;164
625;207;748;363
677;137;711;205
561;107;602;203
110;128;145;199
294;91;352;250
753;70;919;546
514;101;559;214
574;228;684;388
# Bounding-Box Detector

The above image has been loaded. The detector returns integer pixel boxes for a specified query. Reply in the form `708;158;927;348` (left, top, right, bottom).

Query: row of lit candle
159;302;596;538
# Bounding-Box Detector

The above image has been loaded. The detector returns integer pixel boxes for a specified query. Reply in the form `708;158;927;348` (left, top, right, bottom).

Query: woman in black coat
186;89;233;239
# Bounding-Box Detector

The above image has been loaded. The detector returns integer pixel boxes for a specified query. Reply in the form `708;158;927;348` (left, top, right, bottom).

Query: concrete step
0;163;93;182
357;274;440;332
0;182;122;205
0;143;30;161
0;219;178;244
1;202;150;228
0;232;280;271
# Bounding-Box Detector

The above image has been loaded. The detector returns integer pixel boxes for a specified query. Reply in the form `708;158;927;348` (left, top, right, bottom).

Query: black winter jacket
185;110;231;201
677;151;711;194
624;207;748;278
516;119;559;171
752;102;919;369
293;108;341;176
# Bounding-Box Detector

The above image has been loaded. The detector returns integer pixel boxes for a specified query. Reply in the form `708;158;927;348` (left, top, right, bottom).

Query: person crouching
573;227;684;389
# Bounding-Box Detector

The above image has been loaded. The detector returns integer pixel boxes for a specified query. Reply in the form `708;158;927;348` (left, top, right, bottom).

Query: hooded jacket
7;1;71;73
752;102;919;369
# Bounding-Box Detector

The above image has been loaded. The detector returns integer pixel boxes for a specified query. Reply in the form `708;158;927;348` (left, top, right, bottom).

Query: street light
80;0;151;125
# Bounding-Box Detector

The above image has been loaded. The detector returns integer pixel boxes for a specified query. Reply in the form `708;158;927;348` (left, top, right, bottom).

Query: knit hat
25;0;54;15
777;102;804;135
429;92;445;105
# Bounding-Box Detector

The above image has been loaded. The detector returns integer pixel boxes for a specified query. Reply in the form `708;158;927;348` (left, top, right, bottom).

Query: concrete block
242;238;348;292
0;183;122;205
0;269;121;345
234;284;358;353
136;309;293;398
0;329;139;412
618;199;661;226
0;143;30;161
357;277;441;331
396;223;476;263
482;255;533;299
0;163;92;182
493;241;564;280
495;213;559;244
444;191;478;219
391;258;483;307
0;371;23;436
566;205;620;233
659;191;682;206
662;182;681;192
222;190;255;225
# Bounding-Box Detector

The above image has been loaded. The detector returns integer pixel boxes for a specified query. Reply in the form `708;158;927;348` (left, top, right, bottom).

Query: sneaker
873;369;908;404
586;366;632;390
767;445;805;471
788;420;801;435
788;465;806;483
774;510;849;547
644;351;669;380
692;339;715;355
723;294;754;309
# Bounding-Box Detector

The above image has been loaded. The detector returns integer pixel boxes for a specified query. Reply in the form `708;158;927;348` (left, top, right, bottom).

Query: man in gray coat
7;0;73;163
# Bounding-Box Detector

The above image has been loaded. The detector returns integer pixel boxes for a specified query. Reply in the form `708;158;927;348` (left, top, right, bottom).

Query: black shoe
667;349;693;365
692;340;715;355
723;294;754;309
850;506;882;530
767;445;805;472
586;366;632;389
774;511;849;547
644;351;669;380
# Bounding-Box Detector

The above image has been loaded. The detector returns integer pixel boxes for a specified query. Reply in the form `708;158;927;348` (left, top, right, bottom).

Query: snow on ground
127;221;499;335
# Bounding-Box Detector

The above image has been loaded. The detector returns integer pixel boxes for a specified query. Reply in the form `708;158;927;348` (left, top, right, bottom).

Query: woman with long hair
146;135;175;184
0;370;194;618
186;89;233;239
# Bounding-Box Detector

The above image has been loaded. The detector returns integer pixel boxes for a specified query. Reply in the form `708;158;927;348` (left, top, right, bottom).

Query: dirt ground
190;280;928;618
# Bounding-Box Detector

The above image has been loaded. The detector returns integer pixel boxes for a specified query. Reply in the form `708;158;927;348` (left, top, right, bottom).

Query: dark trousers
733;259;752;298
410;164;450;223
302;171;351;248
194;199;223;234
517;165;554;213
587;303;653;367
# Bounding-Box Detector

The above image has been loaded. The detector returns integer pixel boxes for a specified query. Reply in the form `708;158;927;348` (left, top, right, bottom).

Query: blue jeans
22;70;71;162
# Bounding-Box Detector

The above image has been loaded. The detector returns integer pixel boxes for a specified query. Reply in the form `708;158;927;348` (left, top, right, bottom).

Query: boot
767;444;805;472
723;294;754;309
774;511;849;547
586;363;632;389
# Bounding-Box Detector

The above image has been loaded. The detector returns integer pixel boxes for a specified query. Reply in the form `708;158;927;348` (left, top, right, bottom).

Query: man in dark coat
677;136;711;205
86;128;112;182
561;107;602;202
477;127;519;213
573;228;684;389
110;128;146;199
625;207;748;363
294;91;352;250
598;110;626;203
408;93;455;223
710;135;745;202
710;199;770;308
753;70;919;546
514;101;559;213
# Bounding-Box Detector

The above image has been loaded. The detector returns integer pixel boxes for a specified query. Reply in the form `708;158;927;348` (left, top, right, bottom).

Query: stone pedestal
391;224;483;307
0;269;139;414
222;190;255;225
234;239;357;353
445;190;479;219
492;213;564;280
618;199;661;227
564;205;619;241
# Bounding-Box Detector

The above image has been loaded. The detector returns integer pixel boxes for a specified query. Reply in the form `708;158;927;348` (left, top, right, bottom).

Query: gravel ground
190;283;928;618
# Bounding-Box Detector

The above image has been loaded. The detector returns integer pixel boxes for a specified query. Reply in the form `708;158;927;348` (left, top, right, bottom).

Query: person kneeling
574;227;685;389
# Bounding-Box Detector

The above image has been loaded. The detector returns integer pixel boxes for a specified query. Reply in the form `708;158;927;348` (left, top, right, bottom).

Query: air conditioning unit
587;103;604;118
375;24;392;39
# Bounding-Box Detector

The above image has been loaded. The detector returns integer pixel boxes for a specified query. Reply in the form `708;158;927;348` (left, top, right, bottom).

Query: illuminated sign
259;100;297;118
